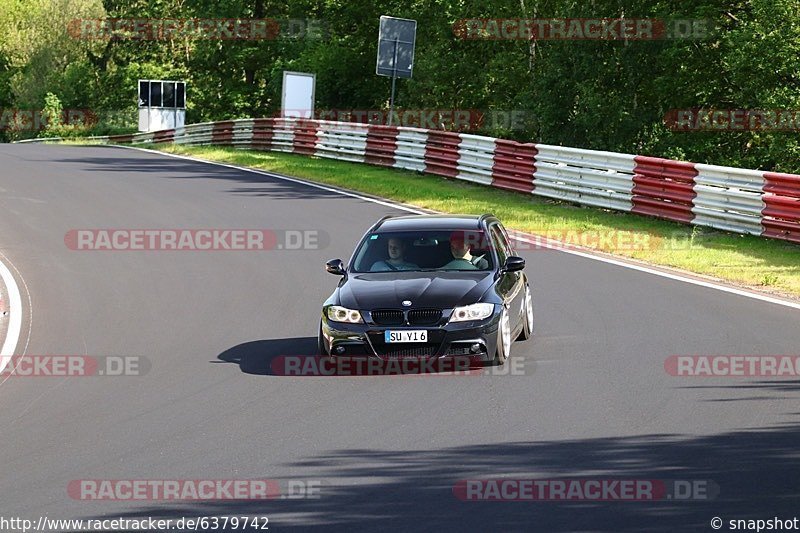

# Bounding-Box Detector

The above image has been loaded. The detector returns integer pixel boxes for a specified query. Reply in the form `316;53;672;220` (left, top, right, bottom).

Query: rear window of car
351;230;495;273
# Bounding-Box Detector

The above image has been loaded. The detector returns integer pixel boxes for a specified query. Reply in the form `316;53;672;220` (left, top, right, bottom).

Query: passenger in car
442;233;488;270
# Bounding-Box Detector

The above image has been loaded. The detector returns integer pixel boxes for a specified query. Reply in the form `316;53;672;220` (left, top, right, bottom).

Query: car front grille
371;309;405;326
408;309;442;326
370;308;443;326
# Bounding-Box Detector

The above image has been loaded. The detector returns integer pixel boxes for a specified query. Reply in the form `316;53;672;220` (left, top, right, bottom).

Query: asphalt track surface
0;143;799;532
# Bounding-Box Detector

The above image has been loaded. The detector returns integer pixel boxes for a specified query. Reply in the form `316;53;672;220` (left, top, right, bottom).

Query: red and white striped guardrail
19;118;800;244
632;157;697;223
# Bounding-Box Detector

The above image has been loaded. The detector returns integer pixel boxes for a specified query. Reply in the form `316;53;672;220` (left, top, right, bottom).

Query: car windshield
351;230;495;273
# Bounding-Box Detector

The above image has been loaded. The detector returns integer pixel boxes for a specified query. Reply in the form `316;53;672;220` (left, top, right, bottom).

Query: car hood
337;271;495;310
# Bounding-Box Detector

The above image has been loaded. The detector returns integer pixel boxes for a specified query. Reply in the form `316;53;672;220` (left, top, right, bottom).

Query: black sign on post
376;16;416;78
376;16;417;126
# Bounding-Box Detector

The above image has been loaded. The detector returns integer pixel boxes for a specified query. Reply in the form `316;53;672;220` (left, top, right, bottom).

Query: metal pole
388;37;398;126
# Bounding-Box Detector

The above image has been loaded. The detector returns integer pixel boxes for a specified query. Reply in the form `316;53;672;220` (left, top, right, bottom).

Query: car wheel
494;306;511;366
317;321;329;356
518;284;534;341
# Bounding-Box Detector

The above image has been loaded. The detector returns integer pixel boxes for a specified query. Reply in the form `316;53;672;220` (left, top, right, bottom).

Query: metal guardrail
18;118;800;244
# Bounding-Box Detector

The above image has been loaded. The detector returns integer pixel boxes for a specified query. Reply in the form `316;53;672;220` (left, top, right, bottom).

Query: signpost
376;16;417;126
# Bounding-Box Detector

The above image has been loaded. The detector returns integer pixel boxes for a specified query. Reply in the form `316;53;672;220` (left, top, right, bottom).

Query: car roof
373;214;495;232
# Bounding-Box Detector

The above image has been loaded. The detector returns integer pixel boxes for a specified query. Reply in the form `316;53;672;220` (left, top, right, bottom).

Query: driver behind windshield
370;238;419;271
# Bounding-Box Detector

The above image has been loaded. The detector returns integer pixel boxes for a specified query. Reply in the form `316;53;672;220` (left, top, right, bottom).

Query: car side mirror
501;256;525;273
326;259;346;275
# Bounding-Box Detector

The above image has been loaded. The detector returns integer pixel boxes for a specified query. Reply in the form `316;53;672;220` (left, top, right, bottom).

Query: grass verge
151;144;799;298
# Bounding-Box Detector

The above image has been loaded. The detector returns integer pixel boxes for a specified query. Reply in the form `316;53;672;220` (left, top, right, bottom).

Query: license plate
384;330;428;343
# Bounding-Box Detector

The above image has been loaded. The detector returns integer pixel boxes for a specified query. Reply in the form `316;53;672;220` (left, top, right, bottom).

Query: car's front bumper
320;310;501;363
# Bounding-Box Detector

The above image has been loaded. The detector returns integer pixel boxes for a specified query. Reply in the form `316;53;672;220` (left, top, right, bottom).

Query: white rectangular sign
281;71;316;118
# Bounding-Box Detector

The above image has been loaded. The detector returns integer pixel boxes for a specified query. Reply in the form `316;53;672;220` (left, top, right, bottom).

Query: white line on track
0;250;24;374
106;144;800;313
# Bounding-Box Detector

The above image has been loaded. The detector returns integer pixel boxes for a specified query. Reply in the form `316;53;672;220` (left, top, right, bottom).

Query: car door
499;223;527;326
488;224;524;327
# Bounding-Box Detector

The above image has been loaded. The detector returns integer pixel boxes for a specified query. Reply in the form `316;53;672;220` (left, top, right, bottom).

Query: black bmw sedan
318;214;534;365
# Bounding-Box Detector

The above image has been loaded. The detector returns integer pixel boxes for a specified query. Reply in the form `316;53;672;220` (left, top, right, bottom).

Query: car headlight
449;302;495;322
326;305;364;324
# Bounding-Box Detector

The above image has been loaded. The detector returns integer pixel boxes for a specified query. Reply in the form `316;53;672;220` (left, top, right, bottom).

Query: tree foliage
0;0;798;171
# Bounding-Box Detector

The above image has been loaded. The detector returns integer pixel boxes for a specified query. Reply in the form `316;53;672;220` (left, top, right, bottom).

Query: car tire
317;321;329;356
518;284;534;341
493;306;511;366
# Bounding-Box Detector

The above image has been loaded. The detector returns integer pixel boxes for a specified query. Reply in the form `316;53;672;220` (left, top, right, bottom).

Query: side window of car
489;225;508;266
498;224;516;256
